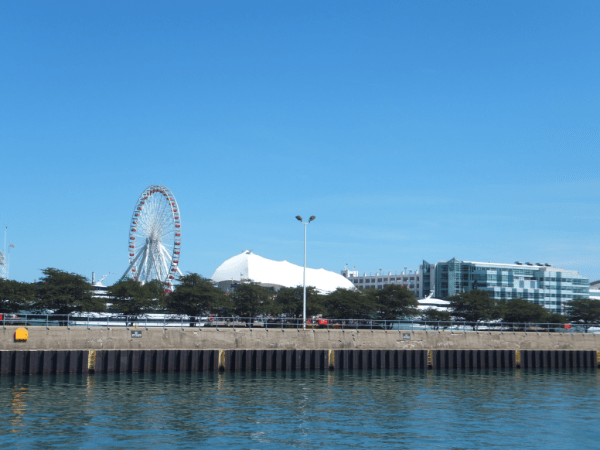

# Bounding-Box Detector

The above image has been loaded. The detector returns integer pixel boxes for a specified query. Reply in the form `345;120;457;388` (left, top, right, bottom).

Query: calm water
1;369;599;449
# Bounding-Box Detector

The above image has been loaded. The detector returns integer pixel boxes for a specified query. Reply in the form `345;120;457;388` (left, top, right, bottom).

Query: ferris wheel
120;185;182;288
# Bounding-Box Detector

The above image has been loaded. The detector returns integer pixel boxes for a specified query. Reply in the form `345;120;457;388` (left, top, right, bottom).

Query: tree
274;286;322;317
164;273;226;318
566;298;600;327
448;290;501;323
499;298;552;324
230;283;273;317
371;285;419;320
420;308;452;331
35;268;105;314
323;288;375;319
109;278;164;321
0;279;35;313
545;312;567;324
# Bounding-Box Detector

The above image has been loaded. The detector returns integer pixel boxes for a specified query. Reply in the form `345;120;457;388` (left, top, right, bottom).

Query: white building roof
211;250;356;294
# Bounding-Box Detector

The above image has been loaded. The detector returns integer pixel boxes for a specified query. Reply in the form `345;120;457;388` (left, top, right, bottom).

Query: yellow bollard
14;328;28;341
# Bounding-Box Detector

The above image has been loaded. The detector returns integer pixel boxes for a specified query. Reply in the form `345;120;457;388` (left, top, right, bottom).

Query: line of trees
1;268;600;325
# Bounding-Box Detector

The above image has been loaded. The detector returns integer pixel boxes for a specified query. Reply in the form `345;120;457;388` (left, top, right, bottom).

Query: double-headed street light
296;215;316;330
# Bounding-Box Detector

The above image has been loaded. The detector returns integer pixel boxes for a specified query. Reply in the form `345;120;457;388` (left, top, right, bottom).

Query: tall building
341;267;423;298
421;258;589;314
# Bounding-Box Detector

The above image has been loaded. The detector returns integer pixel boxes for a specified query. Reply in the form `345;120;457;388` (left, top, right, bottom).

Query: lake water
1;369;598;449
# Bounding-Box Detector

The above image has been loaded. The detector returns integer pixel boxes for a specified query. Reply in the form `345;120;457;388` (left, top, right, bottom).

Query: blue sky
1;1;599;285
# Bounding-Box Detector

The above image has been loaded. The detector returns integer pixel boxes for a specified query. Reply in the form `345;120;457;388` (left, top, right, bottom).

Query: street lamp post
295;215;315;330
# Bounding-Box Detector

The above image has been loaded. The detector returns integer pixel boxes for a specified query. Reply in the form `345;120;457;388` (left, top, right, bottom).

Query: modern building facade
341;267;423;298
589;280;600;301
421;258;589;314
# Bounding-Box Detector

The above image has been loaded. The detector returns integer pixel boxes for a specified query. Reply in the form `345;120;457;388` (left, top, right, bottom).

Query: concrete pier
2;326;599;352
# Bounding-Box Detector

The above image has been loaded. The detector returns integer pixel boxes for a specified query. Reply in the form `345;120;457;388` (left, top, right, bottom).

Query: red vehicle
306;318;328;326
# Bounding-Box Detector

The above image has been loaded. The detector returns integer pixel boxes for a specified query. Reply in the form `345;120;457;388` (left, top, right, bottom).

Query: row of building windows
352;277;415;284
351;280;420;289
361;284;420;290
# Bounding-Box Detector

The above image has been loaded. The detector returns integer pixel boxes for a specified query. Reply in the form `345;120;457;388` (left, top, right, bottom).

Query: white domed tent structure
211;250;355;294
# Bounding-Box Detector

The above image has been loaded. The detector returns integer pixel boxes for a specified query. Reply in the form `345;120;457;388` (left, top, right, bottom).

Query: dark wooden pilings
518;350;597;369
431;350;516;369
0;350;88;376
1;349;600;375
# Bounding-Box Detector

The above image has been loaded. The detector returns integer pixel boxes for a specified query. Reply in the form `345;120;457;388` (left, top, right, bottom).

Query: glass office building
421;258;589;314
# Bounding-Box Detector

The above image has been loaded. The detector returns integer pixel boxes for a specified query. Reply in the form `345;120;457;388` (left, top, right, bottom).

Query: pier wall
1;326;599;352
2;326;600;375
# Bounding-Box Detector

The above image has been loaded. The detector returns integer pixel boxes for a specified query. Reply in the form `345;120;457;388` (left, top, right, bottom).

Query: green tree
448;290;501;323
230;283;273;317
545;312;567;324
109;278;164;321
35;268;105;314
323;288;375;319
274;286;322;317
0;279;35;313
420;308;452;331
499;298;552;324
164;273;226;319
566;298;600;327
371;285;419;320
306;290;326;318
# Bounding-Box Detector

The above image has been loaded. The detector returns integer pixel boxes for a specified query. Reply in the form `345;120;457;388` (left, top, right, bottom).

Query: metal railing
1;313;600;334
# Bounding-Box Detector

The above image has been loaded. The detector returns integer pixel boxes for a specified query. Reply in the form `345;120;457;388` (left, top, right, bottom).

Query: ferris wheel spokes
120;244;145;281
160;244;183;277
121;185;182;287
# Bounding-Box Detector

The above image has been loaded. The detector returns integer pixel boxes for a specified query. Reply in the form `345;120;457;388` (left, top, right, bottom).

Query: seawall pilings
1;349;598;375
2;326;599;375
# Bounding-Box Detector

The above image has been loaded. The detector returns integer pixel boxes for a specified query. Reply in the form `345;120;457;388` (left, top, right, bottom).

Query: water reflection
8;385;27;432
0;369;598;448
